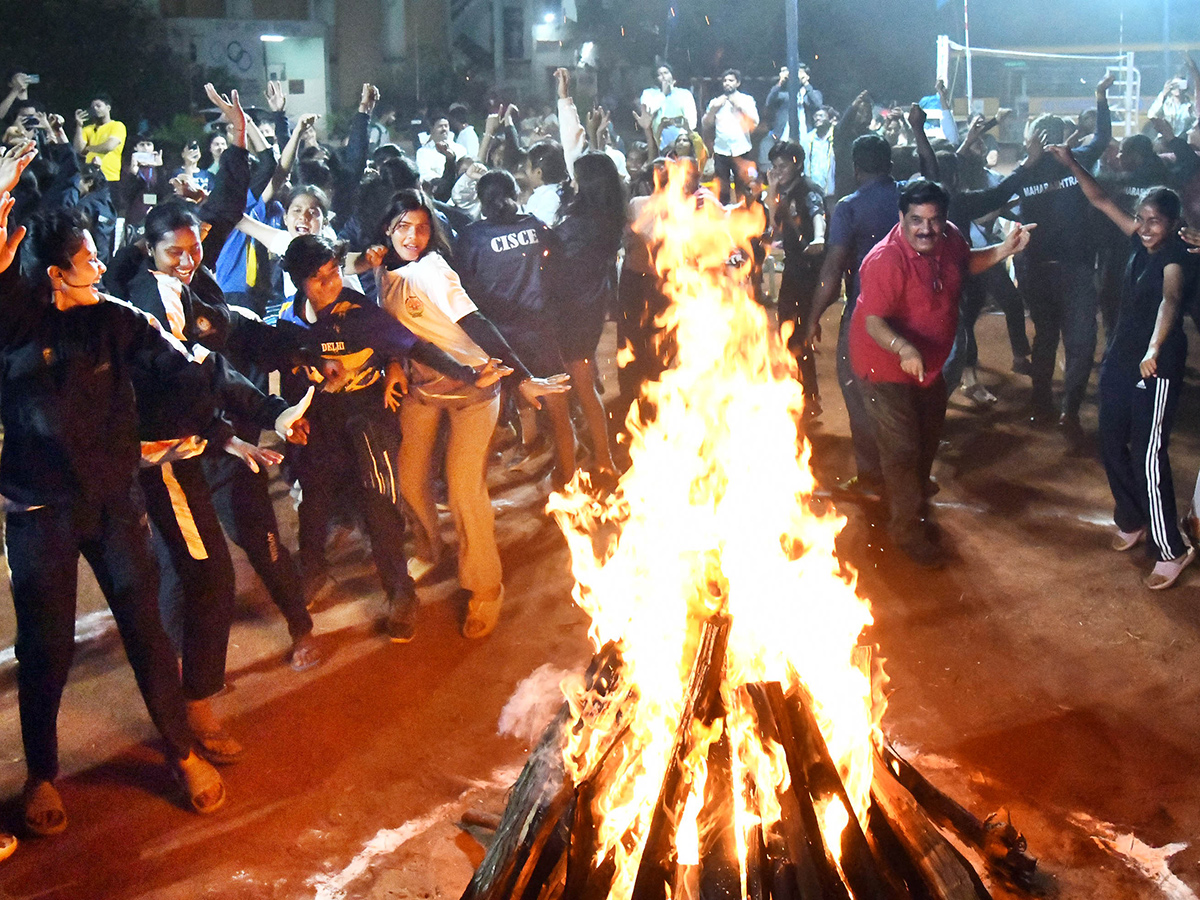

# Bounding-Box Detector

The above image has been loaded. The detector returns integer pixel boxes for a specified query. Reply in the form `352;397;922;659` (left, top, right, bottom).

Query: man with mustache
848;179;1034;567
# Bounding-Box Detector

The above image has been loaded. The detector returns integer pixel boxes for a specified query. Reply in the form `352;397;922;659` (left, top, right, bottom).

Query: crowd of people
0;48;1197;849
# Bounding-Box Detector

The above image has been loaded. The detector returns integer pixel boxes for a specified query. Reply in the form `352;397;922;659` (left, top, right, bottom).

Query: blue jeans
837;303;881;480
1021;260;1098;418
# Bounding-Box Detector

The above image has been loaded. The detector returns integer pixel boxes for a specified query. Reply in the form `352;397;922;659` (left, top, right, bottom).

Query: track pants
6;489;194;780
399;392;503;598
1098;366;1188;562
202;452;312;640
140;458;235;701
294;390;415;603
1020;259;1098;418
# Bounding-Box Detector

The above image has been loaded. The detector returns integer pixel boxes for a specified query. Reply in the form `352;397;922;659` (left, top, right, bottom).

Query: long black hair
560;152;626;248
378;189;452;267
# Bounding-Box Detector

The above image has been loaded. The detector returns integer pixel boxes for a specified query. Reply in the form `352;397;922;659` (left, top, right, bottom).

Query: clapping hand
0;192;27;276
0;141;36;194
204;83;246;146
265;80;287;113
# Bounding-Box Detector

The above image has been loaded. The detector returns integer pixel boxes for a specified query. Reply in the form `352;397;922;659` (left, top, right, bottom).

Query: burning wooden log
629;613;732;900
743;683;845;900
462;648;623;900
870;755;991;900
880;744;1037;888
781;686;891;900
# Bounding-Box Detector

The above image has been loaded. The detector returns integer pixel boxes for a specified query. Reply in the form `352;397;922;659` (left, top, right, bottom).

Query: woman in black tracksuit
110;202;309;765
113;202;322;678
455;171;577;483
0;198;230;833
547;152;626;476
1053;146;1200;590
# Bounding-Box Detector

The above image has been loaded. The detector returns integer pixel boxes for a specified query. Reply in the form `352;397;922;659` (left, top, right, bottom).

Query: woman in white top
375;190;569;638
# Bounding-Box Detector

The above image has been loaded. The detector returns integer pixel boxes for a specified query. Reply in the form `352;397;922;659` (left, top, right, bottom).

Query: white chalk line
1069;813;1195;900
309;766;518;900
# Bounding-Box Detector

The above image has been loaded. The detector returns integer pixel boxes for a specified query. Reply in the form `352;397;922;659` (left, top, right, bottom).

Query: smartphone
980;117;999;133
24;74;39;84
132;150;159;167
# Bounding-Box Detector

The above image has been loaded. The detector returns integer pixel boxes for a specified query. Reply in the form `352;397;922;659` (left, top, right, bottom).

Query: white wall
166;18;329;122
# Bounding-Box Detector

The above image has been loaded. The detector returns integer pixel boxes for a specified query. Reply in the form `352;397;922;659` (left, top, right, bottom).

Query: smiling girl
1051;145;1200;589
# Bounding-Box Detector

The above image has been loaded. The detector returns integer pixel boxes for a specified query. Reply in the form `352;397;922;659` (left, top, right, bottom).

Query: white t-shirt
639;86;698;131
416;140;467;183
709;91;759;158
524;183;561;225
378;254;489;368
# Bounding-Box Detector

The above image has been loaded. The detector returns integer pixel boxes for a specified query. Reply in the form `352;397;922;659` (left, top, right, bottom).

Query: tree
0;0;234;130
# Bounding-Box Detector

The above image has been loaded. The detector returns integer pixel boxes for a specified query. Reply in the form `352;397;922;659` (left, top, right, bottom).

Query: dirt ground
0;306;1197;900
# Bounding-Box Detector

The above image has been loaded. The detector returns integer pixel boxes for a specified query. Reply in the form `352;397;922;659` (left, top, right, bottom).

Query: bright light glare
260;34;286;42
543;12;556;23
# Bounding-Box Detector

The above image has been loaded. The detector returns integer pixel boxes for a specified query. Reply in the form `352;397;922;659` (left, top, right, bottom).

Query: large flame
548;163;884;900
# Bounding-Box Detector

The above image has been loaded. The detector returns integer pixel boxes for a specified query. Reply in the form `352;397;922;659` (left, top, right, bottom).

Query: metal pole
1162;0;1171;83
785;0;800;142
964;0;973;114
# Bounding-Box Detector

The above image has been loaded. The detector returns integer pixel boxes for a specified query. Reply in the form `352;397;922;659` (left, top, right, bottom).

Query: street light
260;34;286;42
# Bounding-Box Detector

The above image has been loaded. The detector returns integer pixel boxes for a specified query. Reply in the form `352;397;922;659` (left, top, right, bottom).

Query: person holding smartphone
120;134;168;239
72;92;126;182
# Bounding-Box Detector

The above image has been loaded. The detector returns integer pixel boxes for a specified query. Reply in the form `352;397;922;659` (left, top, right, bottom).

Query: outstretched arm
968;222;1036;275
1046;143;1134;235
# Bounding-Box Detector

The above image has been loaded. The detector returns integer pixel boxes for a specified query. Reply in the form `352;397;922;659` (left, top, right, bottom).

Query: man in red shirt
849;179;1034;566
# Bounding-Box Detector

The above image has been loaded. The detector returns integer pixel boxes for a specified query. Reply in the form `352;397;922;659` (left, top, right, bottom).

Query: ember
462;163;1034;900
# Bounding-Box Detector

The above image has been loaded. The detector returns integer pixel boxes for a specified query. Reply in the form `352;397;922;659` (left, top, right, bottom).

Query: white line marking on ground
1070;813;1195;900
309;766;516;900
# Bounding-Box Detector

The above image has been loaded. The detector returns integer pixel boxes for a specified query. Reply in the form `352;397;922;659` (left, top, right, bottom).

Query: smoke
497;663;575;745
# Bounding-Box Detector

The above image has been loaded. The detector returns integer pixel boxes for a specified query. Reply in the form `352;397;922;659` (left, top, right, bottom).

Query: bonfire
462;164;1035;900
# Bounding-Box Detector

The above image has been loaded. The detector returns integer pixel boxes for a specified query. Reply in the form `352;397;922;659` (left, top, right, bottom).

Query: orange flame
548;161;884;900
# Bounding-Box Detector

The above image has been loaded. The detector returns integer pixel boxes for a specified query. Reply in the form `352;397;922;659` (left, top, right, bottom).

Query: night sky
604;0;1200;107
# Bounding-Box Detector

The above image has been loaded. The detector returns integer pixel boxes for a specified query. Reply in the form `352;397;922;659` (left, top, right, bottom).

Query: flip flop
173;751;227;815
288;633;323;672
462;586;504;639
22;780;66;837
1145;546;1197;590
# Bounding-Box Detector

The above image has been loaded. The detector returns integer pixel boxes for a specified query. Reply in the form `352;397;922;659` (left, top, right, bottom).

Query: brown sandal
173;751;226;815
22;779;66;837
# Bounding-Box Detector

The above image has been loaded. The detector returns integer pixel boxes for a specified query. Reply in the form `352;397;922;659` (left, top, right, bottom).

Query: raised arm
1046;143;1134;235
936;80;960;145
0;73;29;122
1073;73;1114;168
268;112;317;203
907;103;938;181
554;68;586;176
